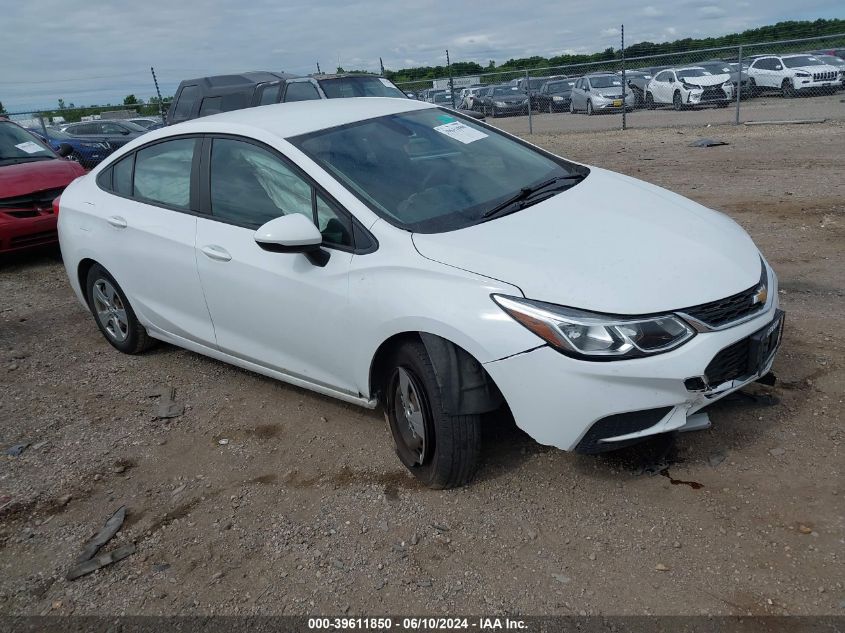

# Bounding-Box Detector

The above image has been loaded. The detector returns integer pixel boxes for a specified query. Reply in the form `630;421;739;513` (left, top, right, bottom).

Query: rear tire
384;340;481;489
85;264;154;355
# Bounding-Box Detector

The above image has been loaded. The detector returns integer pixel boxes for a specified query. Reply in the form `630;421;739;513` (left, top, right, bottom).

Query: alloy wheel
392;367;428;466
92;278;128;342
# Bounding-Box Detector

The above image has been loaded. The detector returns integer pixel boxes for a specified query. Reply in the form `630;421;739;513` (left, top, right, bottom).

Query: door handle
106;216;127;229
200;245;232;262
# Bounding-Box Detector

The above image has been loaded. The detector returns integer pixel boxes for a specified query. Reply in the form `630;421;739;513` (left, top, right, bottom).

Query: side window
209;138;312;228
113;154;134;196
172;85;199;121
258;83;281;105
284;81;321;102
199;97;223;117
101;122;124;134
316;193;353;248
133;138;195;209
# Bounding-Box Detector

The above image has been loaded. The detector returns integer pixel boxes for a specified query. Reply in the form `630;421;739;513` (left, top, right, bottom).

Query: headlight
495;101;507;107
552;96;564;101
795;72;810;77
492;295;695;360
681;82;699;90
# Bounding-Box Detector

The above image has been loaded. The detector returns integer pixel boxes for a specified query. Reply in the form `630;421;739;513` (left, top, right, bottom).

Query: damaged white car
646;66;734;109
57;98;784;488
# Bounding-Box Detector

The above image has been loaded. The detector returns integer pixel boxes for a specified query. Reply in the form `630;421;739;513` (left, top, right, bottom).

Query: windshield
702;64;732;73
524;78;546;89
819;55;845;66
783;55;824;68
491;86;516;96
547;81;574;91
319;76;406;98
588;76;622;88
290;108;585;233
0;122;55;162
677;68;711;79
433;93;454;103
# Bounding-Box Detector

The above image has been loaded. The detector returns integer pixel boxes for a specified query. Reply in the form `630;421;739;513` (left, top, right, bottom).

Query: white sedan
646;67;733;109
57;98;784;488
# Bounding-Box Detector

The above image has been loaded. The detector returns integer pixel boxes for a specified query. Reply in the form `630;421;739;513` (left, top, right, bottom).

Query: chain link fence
397;33;845;134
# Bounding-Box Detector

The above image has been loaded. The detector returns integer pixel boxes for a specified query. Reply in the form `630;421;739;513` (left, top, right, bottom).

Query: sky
2;0;842;111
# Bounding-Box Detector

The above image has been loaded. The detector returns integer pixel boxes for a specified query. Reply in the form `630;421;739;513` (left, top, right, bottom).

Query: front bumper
0;212;59;253
483;273;782;452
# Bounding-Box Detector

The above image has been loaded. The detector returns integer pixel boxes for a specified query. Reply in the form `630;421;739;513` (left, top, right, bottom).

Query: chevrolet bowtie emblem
752;286;768;306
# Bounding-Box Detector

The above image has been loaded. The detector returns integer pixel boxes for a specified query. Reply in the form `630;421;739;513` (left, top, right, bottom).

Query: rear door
93;137;216;345
194;136;359;393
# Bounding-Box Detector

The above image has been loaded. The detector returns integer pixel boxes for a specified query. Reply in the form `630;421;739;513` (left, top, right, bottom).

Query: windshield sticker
378;78;393;87
612;80;621;86
433;121;488;144
15;141;43;154
436;114;457;123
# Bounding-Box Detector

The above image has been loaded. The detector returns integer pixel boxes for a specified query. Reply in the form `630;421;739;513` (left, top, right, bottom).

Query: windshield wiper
481;174;583;220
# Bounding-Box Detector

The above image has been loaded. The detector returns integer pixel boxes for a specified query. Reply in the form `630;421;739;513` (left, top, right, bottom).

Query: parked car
467;86;490;111
127;118;164;131
697;61;751;99
536;79;576;112
620;70;653;107
809;54;845;88
430;92;485;120
26;127;112;169
645;67;733;110
57;98;784;487
570;74;634;114
811;48;845;60
0;119;85;253
515;76;552;111
62;120;148;151
746;54;840;97
459;86;486;110
479;85;529;117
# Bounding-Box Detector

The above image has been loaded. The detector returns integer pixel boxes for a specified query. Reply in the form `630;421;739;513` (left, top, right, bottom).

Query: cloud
1;0;842;110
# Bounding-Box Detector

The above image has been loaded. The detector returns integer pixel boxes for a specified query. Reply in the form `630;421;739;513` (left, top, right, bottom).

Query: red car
0;119;85;253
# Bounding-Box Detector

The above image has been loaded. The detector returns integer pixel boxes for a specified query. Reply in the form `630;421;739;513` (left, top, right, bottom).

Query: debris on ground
708;452;727;468
5;442;30;457
66;506;135;580
688;138;729;148
655;563;670;572
150;386;185;420
769;447;786;457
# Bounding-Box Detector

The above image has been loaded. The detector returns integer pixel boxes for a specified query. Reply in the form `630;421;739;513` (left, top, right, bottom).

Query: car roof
160;97;433;139
180;71;297;88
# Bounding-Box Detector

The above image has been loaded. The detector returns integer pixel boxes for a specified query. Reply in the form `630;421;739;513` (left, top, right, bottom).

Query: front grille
700;87;727;101
680;266;766;328
0;187;65;211
813;71;836;81
704;337;750;386
575;407;673;454
9;230;58;248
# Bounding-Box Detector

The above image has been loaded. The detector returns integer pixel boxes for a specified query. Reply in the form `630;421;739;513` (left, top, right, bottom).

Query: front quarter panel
348;225;544;398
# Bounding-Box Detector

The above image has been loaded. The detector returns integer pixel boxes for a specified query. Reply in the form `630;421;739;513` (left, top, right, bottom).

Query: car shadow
0;245;62;271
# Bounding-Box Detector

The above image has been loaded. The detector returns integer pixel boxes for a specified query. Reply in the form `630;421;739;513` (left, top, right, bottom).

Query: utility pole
379;57;385;75
735;45;743;125
621;25;627;131
446;49;455;108
150;66;165;124
316;61;322;74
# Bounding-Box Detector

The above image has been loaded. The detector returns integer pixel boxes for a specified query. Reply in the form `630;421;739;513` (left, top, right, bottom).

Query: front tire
384;341;481;489
586;100;594;115
673;90;684;110
85;264;154;354
645;92;655;109
781;78;796;98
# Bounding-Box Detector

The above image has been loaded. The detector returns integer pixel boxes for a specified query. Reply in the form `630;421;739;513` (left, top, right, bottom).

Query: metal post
316;61;322;74
525;69;533;134
39;115;48;138
735;45;743;125
150;66;165;124
446;49;455;109
379;57;385;75
621;24;627;131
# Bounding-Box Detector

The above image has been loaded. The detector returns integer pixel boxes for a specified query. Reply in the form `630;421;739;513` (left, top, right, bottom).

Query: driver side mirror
583;86;590;91
57;143;74;158
254;213;329;267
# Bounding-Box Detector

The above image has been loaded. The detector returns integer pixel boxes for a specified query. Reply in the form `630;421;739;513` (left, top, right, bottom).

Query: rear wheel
384;340;481;489
85;264;154;354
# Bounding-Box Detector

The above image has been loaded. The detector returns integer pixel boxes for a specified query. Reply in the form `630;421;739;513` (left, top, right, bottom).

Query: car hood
0;159;84;199
411;167;762;314
791;63;839;73
680;74;730;86
493;95;527;103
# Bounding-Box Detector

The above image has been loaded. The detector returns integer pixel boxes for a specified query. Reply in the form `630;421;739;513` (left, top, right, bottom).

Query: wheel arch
368;331;503;416
77;257;100;307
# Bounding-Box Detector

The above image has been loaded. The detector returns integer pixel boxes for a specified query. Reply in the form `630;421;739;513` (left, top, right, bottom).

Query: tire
673;90;684;111
586;100;594;116
384;340;481;489
491;105;498;118
85;264;154;354
548;102;554;114
748;78;758;97
645;92;655;109
569;100;575;114
781;78;796;99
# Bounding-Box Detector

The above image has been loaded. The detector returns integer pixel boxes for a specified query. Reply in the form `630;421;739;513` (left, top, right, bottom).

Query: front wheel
569;100;575;114
586;100;594;115
384;341;481;489
645;92;655;109
673;90;684;110
781;79;796;98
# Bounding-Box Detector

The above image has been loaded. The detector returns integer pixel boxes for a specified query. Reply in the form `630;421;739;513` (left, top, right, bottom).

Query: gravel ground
0;120;843;617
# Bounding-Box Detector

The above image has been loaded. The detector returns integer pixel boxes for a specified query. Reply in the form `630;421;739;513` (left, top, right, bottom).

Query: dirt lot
0;120;843;617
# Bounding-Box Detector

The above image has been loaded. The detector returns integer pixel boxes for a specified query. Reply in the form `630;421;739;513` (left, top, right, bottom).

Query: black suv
167;72;407;125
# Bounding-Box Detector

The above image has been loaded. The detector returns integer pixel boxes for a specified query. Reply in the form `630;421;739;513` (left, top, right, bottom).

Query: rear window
172;85;199;121
319;76;405;98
